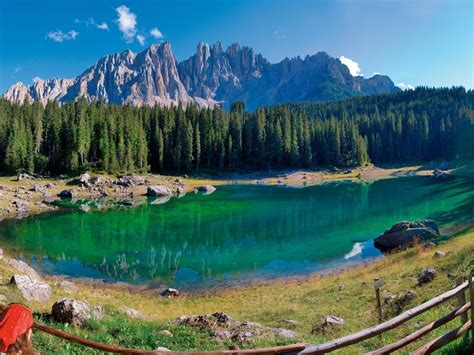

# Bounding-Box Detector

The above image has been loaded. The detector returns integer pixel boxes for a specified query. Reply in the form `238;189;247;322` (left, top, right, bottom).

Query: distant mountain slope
3;42;400;110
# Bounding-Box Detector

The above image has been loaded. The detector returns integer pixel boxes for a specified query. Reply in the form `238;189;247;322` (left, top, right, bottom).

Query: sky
0;0;472;93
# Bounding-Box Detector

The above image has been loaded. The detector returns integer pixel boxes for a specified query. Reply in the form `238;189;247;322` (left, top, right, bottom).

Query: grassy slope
0;227;473;353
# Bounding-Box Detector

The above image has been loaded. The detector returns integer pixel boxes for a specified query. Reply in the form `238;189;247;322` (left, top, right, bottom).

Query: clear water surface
0;175;472;290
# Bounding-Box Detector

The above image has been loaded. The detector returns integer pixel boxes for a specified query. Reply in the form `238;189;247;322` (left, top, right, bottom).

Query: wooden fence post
469;272;474;351
456;277;468;325
373;278;384;338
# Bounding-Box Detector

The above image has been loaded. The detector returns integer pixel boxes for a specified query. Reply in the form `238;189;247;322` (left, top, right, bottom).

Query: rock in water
10;275;51;303
432;169;450;178
146;185;172;197
374;220;440;253
196;185;216;195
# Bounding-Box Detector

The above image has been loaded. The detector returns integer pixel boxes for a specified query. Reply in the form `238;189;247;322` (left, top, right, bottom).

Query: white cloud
116;5;137;42
150;27;163;39
32;76;43;83
397;82;415;90
14;66;22;73
339;56;363;76
97;22;109;31
75;18;109;31
69;30;79;39
137;34;146;46
46;30;79;42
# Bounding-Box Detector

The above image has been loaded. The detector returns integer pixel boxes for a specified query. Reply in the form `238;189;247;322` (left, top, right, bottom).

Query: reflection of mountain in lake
0;176;473;288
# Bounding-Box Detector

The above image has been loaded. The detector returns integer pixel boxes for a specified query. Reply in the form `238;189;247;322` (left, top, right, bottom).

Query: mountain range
3;42;401;110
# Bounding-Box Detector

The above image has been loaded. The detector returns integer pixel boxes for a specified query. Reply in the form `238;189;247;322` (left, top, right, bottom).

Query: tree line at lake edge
0;87;472;176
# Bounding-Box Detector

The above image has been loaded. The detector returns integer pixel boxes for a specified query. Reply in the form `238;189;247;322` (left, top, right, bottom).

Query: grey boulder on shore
374;220;440;253
146;185;172;196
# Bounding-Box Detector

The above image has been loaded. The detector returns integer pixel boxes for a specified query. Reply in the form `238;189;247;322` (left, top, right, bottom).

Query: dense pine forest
0;87;472;175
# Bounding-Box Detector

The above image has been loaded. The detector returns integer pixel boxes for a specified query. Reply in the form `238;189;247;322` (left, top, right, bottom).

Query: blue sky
0;0;472;92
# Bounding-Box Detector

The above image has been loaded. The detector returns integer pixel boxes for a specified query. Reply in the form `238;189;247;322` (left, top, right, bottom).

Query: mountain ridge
3;41;401;110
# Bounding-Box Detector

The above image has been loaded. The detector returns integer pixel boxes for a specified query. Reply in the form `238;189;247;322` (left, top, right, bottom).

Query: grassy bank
0;225;472;353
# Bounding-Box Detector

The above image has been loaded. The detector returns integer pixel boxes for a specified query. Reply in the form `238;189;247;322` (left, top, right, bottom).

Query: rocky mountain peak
3;42;401;109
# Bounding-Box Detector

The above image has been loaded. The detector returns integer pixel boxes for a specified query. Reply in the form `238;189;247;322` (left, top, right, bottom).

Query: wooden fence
301;276;474;354
27;276;474;354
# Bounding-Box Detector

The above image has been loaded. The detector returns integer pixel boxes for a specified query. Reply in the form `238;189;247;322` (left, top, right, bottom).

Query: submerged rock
374;220;440;253
432;169;450;178
196;185;216;194
150;195;171;205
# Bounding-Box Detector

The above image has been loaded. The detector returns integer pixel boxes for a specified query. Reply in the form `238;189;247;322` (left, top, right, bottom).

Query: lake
0;175;473;290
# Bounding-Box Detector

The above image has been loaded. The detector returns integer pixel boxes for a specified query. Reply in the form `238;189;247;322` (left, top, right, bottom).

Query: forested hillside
0;87;472;175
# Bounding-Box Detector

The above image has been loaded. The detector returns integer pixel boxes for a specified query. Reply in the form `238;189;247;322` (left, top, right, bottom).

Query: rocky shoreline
0;165;436;221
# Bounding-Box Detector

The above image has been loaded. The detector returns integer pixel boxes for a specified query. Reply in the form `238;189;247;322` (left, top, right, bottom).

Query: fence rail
302;276;473;354
10;276;474;354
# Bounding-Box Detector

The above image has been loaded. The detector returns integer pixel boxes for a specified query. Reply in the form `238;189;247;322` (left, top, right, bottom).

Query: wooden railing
24;276;474;354
301;276;474;354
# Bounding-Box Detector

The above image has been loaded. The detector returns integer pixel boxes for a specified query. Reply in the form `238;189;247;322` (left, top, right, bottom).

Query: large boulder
10;275;51;303
77;173;91;185
52;299;91;327
52;299;103;327
114;175;147;187
147;185;172;197
7;259;41;279
374;220;440;253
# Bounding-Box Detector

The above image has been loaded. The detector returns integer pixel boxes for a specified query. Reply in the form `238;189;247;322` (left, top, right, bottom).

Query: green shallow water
0;175;473;289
